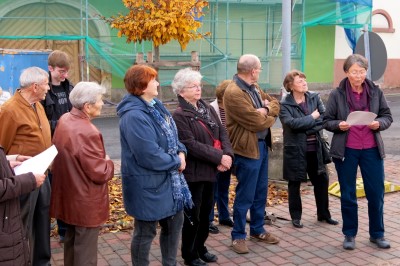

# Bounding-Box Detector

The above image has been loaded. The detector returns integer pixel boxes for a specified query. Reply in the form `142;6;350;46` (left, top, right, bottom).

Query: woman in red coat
50;81;114;266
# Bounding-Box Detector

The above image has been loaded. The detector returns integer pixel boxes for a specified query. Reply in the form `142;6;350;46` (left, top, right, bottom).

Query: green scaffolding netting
0;0;371;97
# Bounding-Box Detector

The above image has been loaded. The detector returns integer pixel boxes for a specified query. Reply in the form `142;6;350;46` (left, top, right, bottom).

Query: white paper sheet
14;145;58;175
346;111;377;126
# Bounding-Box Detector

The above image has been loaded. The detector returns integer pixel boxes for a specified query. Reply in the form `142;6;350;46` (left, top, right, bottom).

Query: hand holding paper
346;111;377;126
14;145;58;175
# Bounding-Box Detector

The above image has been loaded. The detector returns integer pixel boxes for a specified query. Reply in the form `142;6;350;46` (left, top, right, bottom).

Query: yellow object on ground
328;177;400;198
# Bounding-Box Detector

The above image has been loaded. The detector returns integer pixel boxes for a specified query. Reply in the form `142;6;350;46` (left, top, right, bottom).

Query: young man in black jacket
42;50;74;242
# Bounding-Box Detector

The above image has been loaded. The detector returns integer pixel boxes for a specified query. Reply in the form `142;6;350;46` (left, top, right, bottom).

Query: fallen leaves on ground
51;175;293;236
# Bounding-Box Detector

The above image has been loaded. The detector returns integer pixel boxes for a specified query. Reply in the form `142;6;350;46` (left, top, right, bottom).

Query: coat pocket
283;145;301;178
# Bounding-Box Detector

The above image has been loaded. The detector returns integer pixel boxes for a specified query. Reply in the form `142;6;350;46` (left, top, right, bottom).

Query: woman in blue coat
279;70;338;229
117;65;192;266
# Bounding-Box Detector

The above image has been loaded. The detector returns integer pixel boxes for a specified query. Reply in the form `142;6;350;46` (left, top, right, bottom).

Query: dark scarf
346;79;370;111
233;74;263;108
178;96;217;129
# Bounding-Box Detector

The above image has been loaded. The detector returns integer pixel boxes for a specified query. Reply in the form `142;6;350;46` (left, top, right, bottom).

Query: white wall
335;0;399;59
372;0;400;59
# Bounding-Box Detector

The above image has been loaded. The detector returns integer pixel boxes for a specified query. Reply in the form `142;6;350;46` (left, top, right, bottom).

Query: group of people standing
0;51;392;266
0;50;114;266
118;52;392;266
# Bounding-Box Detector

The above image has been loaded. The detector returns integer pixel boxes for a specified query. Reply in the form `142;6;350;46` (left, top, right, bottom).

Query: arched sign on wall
372;9;395;33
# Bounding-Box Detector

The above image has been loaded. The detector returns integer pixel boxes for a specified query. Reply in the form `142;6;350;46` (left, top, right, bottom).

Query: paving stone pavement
50;154;400;265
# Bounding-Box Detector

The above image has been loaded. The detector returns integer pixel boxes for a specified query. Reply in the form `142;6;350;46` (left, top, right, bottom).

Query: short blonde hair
215;80;231;103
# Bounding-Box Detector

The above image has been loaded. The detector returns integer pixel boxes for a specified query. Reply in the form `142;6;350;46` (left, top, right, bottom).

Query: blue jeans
209;169;232;222
334;147;385;239
131;211;183;266
231;141;269;240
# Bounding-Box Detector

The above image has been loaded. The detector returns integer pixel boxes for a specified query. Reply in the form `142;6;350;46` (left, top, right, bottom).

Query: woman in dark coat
172;68;234;266
279;70;338;229
323;54;392;250
0;149;45;265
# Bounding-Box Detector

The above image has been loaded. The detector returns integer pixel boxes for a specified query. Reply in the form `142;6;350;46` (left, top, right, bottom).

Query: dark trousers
334;147;385;239
131;212;183;266
64;225;100;266
209;169;232;222
288;151;331;220
182;181;214;262
20;176;51;266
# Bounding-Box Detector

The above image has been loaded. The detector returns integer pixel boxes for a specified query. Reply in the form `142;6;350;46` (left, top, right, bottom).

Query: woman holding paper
0;150;45;265
324;54;393;251
279;70;338;229
50;82;114;265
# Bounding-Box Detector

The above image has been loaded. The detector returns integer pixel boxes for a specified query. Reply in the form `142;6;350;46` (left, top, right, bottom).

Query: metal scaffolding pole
282;0;291;80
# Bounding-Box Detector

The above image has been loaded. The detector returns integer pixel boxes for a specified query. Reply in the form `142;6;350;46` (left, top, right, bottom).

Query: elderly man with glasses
223;54;280;254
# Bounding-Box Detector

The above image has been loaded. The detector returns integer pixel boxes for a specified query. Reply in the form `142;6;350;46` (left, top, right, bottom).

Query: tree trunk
154;45;160;62
153;45;162;100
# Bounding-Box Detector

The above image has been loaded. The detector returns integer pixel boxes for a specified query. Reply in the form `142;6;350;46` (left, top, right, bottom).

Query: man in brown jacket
223;54;280;254
0;66;52;266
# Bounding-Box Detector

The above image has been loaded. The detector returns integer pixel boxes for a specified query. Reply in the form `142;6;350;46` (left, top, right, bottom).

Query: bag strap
198;120;216;141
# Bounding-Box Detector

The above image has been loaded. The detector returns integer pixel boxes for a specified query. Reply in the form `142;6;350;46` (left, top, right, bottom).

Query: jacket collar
70;107;90;120
14;90;35;108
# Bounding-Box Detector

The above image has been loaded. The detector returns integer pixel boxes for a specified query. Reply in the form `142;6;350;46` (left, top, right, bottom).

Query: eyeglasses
55;68;69;75
254;67;263;71
185;84;203;90
348;70;367;76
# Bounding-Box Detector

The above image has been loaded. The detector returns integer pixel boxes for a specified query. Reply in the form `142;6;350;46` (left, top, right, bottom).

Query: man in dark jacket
43;50;74;136
0;149;46;265
42;50;74;242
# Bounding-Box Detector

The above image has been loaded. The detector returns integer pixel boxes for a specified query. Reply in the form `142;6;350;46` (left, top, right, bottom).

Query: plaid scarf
147;100;193;211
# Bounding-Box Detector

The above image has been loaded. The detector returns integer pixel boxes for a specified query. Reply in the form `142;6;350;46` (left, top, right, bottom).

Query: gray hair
69;82;105;109
237;54;260;74
343;54;369;72
19;67;49;89
171;68;203;95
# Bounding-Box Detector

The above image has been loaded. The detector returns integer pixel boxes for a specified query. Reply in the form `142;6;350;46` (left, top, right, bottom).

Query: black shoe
209;222;219;234
318;217;339;225
292;219;303;228
199;252;218;262
343;236;355;250
370;237;390;249
219;218;234;227
184;258;207;266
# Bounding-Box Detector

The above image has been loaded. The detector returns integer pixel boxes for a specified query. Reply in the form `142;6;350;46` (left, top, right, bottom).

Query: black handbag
317;133;332;164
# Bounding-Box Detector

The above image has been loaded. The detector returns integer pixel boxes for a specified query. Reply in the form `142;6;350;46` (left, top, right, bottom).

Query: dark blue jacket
117;94;186;221
323;78;392;160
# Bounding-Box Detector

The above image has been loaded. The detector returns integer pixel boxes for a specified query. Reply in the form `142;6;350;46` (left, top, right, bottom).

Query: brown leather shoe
250;232;279;244
232;239;249;254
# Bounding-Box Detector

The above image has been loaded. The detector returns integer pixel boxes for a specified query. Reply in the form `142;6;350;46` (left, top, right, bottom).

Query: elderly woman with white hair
172;68;234;266
50;81;114;265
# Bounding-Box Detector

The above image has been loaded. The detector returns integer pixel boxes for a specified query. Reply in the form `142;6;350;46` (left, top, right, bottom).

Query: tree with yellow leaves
103;0;209;61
